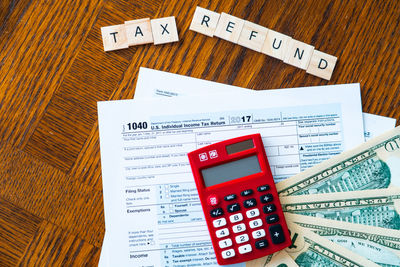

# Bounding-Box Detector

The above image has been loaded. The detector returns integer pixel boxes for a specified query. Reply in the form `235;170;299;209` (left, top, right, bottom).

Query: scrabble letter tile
214;13;245;44
125;18;153;46
306;50;337;80
261;30;291;60
238;21;269;52
189;6;221;37
150;16;179;45
101;24;128;52
284;39;314;70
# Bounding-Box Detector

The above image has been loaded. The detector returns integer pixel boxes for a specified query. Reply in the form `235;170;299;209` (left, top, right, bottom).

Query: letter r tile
150;16;179;45
189;6;221;37
214;13;245;44
306;50;338;80
101;24;129;52
125;18;154;46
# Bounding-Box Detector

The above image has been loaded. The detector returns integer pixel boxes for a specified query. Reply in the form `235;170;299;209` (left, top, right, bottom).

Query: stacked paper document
97;68;398;266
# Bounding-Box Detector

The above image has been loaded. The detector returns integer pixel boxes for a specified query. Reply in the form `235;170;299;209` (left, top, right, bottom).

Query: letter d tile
306;50;338;80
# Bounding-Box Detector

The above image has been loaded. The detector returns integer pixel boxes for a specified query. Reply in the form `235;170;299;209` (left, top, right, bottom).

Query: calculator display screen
201;155;261;187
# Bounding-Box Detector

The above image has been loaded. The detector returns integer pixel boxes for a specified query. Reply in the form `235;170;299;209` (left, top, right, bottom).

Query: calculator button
246;208;260;218
269;224;285;244
252;229;266;239
235;233;249;244
213;218;227;228
255;239;268;249
232;223;246;233
216;228;230;238
263;204;276;214
238;244;252;254
221;248;235;259
266;214;279;224
207;195;219;206
210;208;224;217
218;238;232;249
249;218;263;229
224;194;237;201
243;198;257;208
260;194;273;203
227;203;240;213
257;185;270;192
229;213;243;223
241;189;254;196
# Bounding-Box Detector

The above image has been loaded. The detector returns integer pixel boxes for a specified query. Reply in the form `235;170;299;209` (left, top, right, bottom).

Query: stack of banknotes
248;127;400;267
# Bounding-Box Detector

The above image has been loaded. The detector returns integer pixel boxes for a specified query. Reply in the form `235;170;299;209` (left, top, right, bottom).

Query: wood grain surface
0;0;399;265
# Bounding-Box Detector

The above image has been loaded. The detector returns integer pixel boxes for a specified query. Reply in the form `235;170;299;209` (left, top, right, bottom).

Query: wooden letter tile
238;21;269;52
306;50;337;80
150;16;179;45
189;6;221;37
100;24;129;52
125;18;153;46
261;29;291;60
214;12;245;44
283;39;315;70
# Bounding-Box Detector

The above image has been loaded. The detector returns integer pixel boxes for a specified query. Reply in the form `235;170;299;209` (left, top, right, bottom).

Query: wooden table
0;0;399;265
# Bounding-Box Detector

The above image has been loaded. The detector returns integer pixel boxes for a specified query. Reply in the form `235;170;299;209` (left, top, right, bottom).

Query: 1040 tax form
98;83;364;266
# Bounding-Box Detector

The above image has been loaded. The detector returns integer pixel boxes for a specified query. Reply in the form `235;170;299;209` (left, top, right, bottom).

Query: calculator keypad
235;233;249;244
232;223;246;233
241;189;253;196
210;208;224;217
252;229;266;239
219;238;233;248
243;198;257;208
221;249;235;259
213;218;227;228
249;218;263;229
227;203;240;213
238;244;252;254
246;208;259;218
209;183;287;263
263;204;276;214
229;213;243;223
216;228;230;238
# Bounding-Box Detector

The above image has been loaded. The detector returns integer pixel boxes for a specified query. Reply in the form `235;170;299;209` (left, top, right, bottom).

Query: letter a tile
189;6;221;37
306;50;337;80
151;16;179;45
125;18;153;46
214;13;245;44
101;24;129;52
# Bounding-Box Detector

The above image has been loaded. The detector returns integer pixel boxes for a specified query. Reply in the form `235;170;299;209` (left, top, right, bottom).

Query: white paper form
134;68;396;140
98;85;364;266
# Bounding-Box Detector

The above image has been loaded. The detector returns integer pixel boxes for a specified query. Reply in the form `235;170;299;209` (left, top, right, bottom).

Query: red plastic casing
187;134;291;265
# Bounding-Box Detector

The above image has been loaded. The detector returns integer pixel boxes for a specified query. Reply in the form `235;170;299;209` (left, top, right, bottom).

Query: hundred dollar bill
280;188;400;230
285;213;400;266
284;223;379;267
277;127;400;196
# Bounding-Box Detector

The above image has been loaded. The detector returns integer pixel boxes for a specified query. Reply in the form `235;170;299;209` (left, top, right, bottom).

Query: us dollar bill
276;127;400;196
280;188;400;230
284;223;379;267
285;213;400;266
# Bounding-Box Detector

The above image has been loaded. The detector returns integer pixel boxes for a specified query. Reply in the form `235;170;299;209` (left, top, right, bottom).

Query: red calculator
188;134;291;265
